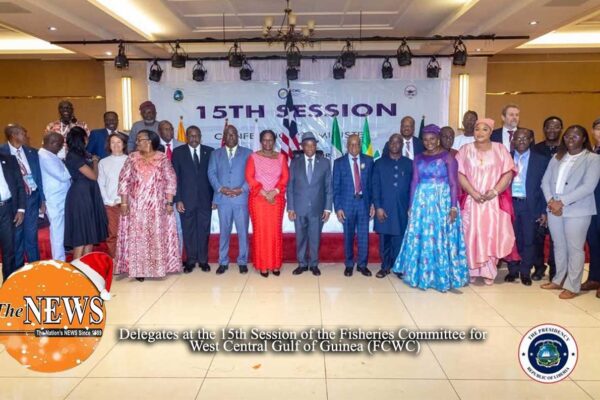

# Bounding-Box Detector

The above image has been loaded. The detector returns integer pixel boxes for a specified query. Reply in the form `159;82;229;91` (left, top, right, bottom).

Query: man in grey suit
208;125;252;274
287;132;333;276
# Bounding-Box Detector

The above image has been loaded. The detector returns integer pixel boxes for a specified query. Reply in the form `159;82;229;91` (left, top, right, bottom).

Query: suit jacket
491;127;536;149
172;144;214;210
287;153;333;217
158;139;184;154
332;153;374;213
0;144;45;202
372;155;412;235
0;153;26;213
541;150;600;217
208;146;252;206
86;128;109;159
383;136;424;158
510;149;550;217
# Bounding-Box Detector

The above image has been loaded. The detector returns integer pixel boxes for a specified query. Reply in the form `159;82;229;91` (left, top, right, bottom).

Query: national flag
330;116;343;160
280;90;300;158
361;117;373;156
221;118;229;147
417;115;425;140
373;150;381;160
252;118;260;151
177;116;186;142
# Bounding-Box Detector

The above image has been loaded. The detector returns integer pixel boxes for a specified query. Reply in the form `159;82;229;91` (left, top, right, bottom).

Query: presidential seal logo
518;324;578;383
404;85;417;99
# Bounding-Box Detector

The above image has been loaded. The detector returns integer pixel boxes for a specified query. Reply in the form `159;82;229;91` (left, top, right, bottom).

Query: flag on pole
280;90;300;158
221;118;229;147
177;116;186;142
330;116;343;160
373;149;381;160
417;115;425;140
252;118;260;151
361;117;373;156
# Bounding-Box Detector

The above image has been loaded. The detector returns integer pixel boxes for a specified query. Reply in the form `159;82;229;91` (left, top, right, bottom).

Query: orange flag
177;116;186;142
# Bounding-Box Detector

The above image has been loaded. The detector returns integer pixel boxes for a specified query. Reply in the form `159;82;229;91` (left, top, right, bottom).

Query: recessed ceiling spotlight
48;26;57;31
529;20;538;25
105;51;112;56
476;48;482;52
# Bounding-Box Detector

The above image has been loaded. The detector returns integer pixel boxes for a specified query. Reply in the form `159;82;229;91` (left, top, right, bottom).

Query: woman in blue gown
392;124;469;292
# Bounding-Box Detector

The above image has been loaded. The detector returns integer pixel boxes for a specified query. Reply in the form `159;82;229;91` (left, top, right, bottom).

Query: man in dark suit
400;116;424;160
287;132;333;276
372;134;413;278
172;125;214;273
86;111;120;159
0;152;25;280
333;134;375;277
0;124;44;268
582;121;600;297
491;104;521;152
505;128;550;286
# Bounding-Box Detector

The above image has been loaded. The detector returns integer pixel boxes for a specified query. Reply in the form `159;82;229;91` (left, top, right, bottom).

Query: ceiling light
396;39;412;67
263;0;315;49
529;20;538;25
240;60;253;81
48;26;57;31
149;60;163;82
114;42;128;69
228;42;245;68
452;38;468;66
475;48;481;52
340;40;356;68
105;51;112;56
192;60;207;82
333;58;346;80
381;58;393;79
90;0;161;37
171;41;187;69
427;57;440;79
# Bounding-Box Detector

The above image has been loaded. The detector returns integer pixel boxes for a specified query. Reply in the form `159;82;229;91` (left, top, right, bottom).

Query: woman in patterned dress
392;124;469;292
245;130;289;277
115;130;181;281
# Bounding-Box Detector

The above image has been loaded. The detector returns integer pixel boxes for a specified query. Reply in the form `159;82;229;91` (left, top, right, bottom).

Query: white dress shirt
0;162;12;201
189;145;201;161
98;154;127;205
452;134;475;150
402;138;414;160
501;126;516;152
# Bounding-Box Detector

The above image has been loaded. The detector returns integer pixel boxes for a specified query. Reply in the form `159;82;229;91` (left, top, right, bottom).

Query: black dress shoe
376;269;390;278
260;271;269;278
504;274;517;283
358;267;372;277
293;266;308;275
532;264;547;281
216;265;228;275
183;264;194;274
239;265;248;274
521;276;532;286
310;266;321;276
395;272;403;279
344;268;353;277
200;263;211;272
272;270;280;276
135;277;145;282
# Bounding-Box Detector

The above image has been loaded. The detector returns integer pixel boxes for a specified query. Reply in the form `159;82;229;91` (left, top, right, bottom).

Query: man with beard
127;101;159;152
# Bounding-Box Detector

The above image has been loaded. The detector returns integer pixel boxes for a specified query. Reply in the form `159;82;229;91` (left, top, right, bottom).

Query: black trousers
0;200;16;281
587;214;600;282
508;199;537;278
535;225;555;273
379;233;403;271
181;206;211;265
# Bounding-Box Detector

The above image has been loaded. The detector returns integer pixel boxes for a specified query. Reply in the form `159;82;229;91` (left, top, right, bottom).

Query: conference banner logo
518;324;578;383
0;252;112;372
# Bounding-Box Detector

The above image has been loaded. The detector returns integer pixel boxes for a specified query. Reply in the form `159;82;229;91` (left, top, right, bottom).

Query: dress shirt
348;154;362;194
512;149;530;198
38;148;70;199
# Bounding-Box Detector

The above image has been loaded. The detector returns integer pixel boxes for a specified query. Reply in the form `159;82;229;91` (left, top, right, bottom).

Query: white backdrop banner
147;58;451;233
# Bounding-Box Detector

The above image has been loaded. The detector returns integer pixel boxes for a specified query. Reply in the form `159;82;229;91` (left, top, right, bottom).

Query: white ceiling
0;0;599;59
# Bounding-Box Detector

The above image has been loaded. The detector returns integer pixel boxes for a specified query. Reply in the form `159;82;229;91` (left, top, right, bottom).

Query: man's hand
176;201;185;213
220;187;232;196
369;204;375;219
336;209;345;223
229;188;243;197
376;208;387;223
13;211;24;227
537;214;548;227
288;210;296;221
39;201;46;215
322;210;331;222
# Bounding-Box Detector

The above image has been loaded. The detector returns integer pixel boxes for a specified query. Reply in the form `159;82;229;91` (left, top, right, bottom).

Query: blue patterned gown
392;151;469;291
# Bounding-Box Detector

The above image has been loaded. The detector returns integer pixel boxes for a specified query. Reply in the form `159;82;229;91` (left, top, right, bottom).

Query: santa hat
70;252;113;301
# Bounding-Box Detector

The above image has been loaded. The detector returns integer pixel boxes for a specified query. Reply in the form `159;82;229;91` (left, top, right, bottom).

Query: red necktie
353;157;362;194
166;143;172;161
508;130;515;152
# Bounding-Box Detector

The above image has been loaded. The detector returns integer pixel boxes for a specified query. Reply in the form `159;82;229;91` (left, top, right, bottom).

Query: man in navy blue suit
400;116;424;160
0;151;25;280
0;124;45;268
491;104;521;152
86;111;120;159
506;128;550;286
333;134;375;277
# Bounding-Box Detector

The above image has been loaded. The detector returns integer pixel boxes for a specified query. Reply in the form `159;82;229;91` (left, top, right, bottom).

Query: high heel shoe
260;271;269;278
272;270;280;276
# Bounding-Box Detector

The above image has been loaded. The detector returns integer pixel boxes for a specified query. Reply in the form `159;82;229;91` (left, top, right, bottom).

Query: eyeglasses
136;138;151;143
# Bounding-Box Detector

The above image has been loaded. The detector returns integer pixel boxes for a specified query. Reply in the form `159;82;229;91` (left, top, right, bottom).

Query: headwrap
475;118;495;130
422;124;441;136
139;101;156;112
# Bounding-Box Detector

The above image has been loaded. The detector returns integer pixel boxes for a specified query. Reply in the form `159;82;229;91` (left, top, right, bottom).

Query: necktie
508;130;515;152
404;140;411;158
16;149;31;195
193;148;200;169
352;157;362;194
228;148;234;166
166;143;172;161
307;157;313;184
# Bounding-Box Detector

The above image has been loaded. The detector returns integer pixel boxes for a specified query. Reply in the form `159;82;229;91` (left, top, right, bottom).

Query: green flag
331;116;343;159
418;115;425;140
374;150;381;160
361;118;373;156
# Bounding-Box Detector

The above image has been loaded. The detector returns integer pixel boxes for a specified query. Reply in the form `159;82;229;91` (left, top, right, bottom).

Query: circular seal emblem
518;324;578;383
173;89;184;102
404;85;417;99
278;88;289;99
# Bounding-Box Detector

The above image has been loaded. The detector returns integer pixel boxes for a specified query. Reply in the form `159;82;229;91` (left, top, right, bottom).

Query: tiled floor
1;264;599;399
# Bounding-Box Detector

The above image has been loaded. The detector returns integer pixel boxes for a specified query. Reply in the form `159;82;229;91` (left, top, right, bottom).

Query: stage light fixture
239;60;253;81
286;66;299;81
426;57;440;78
228;42;245;68
286;44;301;68
171;41;187;68
148;60;163;82
114;41;129;69
340;40;356;68
381;58;393;79
333;58;346;80
396;39;412;66
192;59;207;82
452;38;468;66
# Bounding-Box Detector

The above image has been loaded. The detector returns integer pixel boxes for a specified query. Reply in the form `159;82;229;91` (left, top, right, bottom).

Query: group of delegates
0;100;598;303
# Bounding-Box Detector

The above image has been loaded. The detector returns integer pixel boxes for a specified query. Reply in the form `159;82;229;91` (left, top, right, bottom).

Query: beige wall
486;53;600;142
0;60;106;146
103;61;149;131
449;57;488;132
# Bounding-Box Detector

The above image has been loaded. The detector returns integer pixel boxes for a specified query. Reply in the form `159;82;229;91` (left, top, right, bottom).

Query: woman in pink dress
115;130;182;281
456;118;516;285
245;130;289;277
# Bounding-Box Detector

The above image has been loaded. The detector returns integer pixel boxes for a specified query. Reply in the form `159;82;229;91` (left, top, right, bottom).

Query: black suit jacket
0;154;26;213
491;128;536;147
511;149;550;217
172;144;214;210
